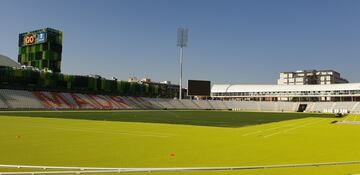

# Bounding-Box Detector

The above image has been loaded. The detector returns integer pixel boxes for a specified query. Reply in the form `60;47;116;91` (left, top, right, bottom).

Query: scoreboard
20;31;47;46
18;28;63;73
188;80;211;96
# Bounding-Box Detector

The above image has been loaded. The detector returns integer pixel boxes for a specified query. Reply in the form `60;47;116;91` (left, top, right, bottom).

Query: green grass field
1;110;360;175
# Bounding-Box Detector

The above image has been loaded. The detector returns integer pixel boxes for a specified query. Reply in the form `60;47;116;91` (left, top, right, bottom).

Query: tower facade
278;70;349;85
18;28;62;72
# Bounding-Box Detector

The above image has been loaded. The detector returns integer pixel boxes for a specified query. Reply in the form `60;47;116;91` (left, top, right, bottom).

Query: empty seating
234;101;259;111
154;98;175;109
277;102;298;112
192;100;213;109
127;97;153;109
142;97;163;109
310;102;335;112
334;102;356;111
209;100;227;110
0;97;8;109
167;99;187;109
351;102;360;113
1;88;360;113
179;99;198;109
259;102;276;111
0;89;44;109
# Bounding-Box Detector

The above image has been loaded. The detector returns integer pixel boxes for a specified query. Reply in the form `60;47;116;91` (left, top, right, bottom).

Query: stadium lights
177;27;188;100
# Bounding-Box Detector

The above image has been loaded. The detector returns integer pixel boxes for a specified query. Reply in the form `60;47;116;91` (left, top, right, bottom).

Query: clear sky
1;0;360;85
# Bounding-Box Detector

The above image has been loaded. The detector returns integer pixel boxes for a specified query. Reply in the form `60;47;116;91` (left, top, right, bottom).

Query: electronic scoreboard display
21;31;47;46
188;80;211;96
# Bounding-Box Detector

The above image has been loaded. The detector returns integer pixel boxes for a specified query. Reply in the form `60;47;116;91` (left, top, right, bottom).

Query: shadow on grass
0;110;334;128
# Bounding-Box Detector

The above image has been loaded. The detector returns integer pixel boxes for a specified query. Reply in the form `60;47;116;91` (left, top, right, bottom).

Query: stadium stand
140;97;158;109
107;96;133;109
168;99;187;109
217;100;228;109
0;97;8;109
193;100;213;110
154;98;176;109
221;101;233;109
234;101;259;111
333;102;354;110
127;97;149;109
351;102;360;113
0;89;43;109
121;97;142;109
179;99;199;109
226;101;238;110
142;97;163;109
209;100;225;110
257;102;276;112
277;102;298;112
310;102;335;113
34;91;73;109
205;100;215;109
1;88;360;114
222;101;234;109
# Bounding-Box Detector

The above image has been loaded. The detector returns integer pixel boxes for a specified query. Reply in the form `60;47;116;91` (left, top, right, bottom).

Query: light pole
177;28;188;100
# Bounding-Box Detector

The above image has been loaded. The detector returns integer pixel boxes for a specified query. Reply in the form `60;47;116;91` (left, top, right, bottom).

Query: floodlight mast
177;28;188;100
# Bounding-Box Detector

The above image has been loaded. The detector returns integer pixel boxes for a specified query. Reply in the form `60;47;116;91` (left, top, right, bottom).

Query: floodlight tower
177;28;188;100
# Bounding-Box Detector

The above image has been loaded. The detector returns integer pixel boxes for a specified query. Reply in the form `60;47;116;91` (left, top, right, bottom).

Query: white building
0;54;21;68
211;83;360;102
278;70;348;85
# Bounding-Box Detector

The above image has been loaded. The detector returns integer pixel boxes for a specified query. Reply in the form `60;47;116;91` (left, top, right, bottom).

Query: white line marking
20;125;173;138
241;118;317;136
0;161;359;174
263;119;325;138
335;121;360;125
342;114;347;122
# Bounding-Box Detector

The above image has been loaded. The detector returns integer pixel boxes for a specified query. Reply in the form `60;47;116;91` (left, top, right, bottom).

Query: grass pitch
1;110;360;175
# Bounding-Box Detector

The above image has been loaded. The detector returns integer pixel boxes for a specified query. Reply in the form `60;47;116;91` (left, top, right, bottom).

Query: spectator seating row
0;89;360;113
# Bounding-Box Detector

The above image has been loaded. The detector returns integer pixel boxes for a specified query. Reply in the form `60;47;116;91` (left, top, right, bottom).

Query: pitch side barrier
0;161;360;174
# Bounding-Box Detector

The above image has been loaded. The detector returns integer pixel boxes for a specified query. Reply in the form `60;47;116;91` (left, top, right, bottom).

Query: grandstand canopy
211;83;360;101
0;55;20;68
212;84;360;93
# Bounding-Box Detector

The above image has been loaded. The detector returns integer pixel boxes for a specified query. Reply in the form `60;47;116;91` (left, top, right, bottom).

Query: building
128;77;139;83
140;78;151;83
127;77;186;99
18;28;63;73
211;83;360;102
160;80;171;85
277;70;348;85
0;55;21;68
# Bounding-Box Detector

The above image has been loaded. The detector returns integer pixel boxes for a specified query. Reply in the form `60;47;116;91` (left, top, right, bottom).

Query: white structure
211;83;360;102
128;77;138;83
140;78;151;83
278;70;348;85
0;54;21;68
177;28;188;100
160;81;171;85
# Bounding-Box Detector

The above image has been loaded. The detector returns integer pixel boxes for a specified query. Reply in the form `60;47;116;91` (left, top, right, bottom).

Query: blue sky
1;0;360;85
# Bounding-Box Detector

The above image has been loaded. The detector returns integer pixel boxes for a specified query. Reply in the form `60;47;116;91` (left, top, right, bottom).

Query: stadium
1;27;360;175
1;0;360;170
